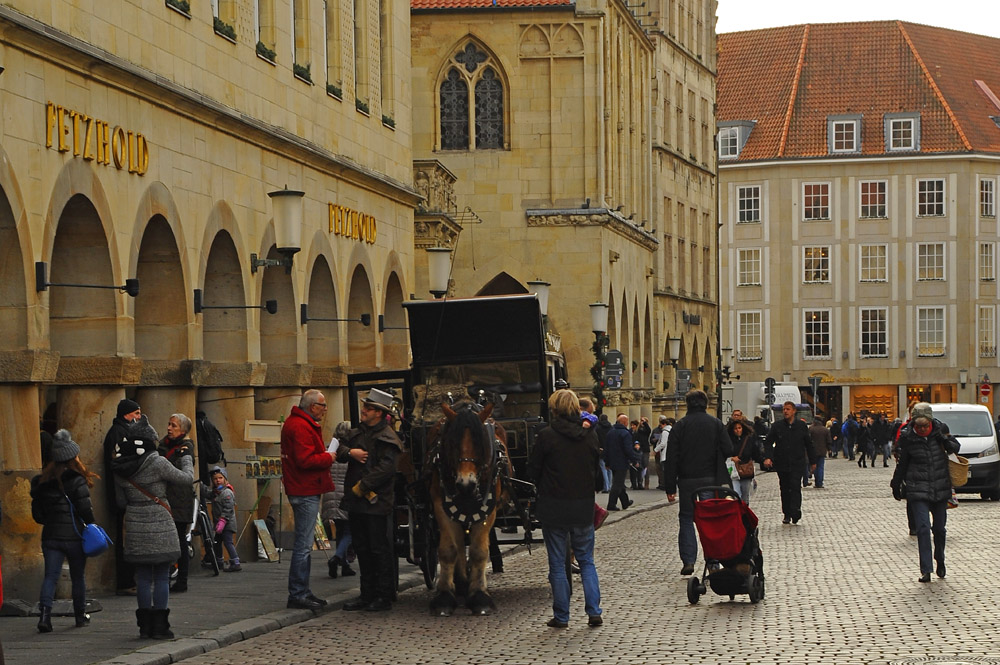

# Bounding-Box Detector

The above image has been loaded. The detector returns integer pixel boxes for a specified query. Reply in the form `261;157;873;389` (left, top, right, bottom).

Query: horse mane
438;403;492;486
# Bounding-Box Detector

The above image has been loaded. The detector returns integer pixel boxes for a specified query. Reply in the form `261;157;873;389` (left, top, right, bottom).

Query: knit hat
114;415;158;459
117;398;141;419
208;465;228;480
910;402;933;421
51;429;80;462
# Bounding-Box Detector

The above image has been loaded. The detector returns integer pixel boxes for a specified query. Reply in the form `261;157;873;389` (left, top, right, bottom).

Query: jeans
843;438;854;459
542;525;601;622
334;519;353;560
349;512;394;601
213;530;239;564
598;459;612;491
910;499;947;574
135;562;171;610
607;468;630;509
40;540;87;611
174;522;191;583
677;477;715;565
733;477;754;503
287;494;320;600
813;457;825;487
776;471;802;521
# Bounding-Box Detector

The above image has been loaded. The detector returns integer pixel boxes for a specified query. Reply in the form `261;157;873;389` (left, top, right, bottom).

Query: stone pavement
7;461;1000;665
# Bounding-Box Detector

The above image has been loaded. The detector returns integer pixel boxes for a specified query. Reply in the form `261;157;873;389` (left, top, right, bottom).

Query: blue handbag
65;493;113;557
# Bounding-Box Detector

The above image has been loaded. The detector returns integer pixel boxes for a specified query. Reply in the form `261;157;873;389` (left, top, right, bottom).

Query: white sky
715;0;1000;39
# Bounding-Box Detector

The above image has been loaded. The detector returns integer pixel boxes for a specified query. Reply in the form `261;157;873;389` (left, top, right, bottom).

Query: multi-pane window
831;120;857;152
803;246;831;283
860;308;888;358
719;127;739;159
803;183;830;220
980;306;996;358
916;307;945;357
439;43;505;151
737;248;761;286
917;179;945;216
917;243;945;281
737;185;760;223
860;180;887;218
980;243;995;281
803;310;831;359
889;118;915;150
737;311;762;361
859;244;888;282
981;178;996;218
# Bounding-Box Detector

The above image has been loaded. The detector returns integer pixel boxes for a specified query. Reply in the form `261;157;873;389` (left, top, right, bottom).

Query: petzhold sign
328;203;376;244
45;102;149;175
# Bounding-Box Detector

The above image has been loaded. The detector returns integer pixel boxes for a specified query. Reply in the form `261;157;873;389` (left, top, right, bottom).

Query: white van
927;403;1000;500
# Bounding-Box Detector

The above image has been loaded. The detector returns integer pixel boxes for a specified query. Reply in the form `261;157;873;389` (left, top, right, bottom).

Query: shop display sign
44;102;149;175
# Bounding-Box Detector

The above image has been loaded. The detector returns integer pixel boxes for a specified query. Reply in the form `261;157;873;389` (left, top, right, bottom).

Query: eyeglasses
315;402;328;409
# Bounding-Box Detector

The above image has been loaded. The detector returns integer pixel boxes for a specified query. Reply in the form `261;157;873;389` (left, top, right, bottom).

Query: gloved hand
351;482;363;497
891;483;904;501
215;518;226;533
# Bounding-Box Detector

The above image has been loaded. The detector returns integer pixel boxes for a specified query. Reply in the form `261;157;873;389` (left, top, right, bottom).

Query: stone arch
347;264;376;369
257;222;299;365
475;271;528;296
643;300;653;388
552;23;584;55
382;271;407;368
518;25;550;56
0;181;29;351
305;255;340;366
629;301;641;388
201;230;249;363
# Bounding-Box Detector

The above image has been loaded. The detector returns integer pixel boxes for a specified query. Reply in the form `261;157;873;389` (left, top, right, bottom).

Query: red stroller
686;486;764;604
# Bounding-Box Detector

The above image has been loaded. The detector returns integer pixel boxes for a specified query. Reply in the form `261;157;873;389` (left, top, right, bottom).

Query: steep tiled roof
412;0;573;9
718;21;1000;161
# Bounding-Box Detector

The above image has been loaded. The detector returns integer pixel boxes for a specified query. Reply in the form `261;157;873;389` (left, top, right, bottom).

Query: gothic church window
439;42;506;150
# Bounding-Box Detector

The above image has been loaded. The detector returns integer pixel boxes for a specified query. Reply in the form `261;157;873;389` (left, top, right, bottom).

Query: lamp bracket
250;251;296;274
193;288;277;315
300;304;371;327
35;261;139;297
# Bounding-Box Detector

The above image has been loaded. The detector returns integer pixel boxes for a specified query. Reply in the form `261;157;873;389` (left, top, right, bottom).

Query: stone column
254;388;300;552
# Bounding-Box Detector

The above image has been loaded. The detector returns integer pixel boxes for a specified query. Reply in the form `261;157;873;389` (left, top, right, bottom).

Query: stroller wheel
748;575;764;604
686;577;701;604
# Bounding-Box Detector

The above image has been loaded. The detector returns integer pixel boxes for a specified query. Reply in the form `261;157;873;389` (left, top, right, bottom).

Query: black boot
136;608;152;638
341;563;356;577
37;605;53;633
74;605;90;627
328;555;341;579
149;609;174;640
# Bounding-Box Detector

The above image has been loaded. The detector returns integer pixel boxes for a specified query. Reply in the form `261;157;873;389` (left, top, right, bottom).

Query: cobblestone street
172;460;1000;665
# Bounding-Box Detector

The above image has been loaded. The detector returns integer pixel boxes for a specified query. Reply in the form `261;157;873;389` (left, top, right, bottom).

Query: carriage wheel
686;577;701;604
421;527;439;589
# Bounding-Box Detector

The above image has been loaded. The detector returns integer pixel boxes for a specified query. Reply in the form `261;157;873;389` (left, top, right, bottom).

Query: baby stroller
686;486;764;604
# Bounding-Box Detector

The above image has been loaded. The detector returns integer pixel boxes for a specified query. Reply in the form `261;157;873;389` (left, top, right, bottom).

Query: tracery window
439;43;506;150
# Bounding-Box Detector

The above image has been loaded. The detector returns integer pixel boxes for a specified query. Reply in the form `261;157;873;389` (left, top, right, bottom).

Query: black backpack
196;411;225;465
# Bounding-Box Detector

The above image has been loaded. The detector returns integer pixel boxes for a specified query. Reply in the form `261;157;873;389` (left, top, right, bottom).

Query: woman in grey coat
112;415;193;639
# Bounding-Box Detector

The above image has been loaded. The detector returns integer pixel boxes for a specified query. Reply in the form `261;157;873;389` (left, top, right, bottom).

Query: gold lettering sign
328;203;376;244
45;102;149;176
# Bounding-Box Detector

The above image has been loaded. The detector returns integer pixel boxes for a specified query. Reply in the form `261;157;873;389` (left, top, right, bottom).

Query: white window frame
736;185;761;224
981;178;996;219
980;242;996;282
802;246;831;284
980;306;996;359
802;182;831;221
803;309;832;360
831;119;858;153
859;180;888;219
916;307;946;357
917;242;945;281
737;311;762;361
737;248;762;286
859;244;888;283
917;178;945;217
211;0;220;17
859;307;888;358
887;117;917;151
719;127;739;159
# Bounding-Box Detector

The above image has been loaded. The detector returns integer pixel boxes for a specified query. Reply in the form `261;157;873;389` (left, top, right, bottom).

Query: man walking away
807;419;832;488
764;401;812;524
604;414;641;511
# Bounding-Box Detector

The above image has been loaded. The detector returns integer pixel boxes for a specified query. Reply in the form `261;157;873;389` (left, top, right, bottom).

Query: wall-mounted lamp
426;247;452;299
250;187;304;274
718;346;736;384
194;288;275;315
300;303;370;327
589;302;610;412
377;314;408;333
36;261;139;297
667;336;681;369
959;368;968;388
527;279;551;318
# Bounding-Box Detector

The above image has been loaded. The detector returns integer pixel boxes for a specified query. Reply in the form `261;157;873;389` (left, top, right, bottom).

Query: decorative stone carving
413;160;457;215
525;210;658;251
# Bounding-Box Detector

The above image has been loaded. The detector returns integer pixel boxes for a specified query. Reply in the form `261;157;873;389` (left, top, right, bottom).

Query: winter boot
136;608;152;638
328;555;342;579
37;605;53;633
341;562;356;577
149;609;174;640
74;602;90;627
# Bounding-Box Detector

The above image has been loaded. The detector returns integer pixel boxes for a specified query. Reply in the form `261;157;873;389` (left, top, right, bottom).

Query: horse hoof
466;590;496;615
430;592;457;617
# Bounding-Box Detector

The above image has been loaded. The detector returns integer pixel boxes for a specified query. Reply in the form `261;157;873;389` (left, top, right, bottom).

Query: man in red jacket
280;389;335;610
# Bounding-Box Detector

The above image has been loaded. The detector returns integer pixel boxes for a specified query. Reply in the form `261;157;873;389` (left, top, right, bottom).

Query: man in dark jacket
765;401;813;524
828;417;841;458
807;419;832;489
103;398;142;593
338;388;402;612
604;414;641;511
280;389;335;610
663;390;732;575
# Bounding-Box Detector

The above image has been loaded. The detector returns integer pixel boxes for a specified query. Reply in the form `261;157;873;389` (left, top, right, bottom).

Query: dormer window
827;114;861;154
884;113;920;152
718;120;755;160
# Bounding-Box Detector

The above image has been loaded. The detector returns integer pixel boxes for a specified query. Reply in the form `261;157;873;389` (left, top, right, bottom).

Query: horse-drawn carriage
346;294;567;615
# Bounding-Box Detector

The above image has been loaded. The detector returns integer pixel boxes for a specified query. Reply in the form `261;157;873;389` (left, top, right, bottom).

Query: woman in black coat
890;403;960;582
30;429;99;632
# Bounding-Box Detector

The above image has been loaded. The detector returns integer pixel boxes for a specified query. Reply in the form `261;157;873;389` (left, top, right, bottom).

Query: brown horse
428;401;510;616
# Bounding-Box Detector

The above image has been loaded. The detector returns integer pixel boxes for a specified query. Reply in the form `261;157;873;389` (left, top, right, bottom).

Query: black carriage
346;294;565;589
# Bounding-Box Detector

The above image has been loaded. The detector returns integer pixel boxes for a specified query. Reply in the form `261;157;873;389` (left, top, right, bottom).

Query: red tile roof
412;0;573;9
718;21;1000;160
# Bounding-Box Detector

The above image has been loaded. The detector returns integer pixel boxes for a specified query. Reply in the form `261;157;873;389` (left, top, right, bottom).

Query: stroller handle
693;486;742;502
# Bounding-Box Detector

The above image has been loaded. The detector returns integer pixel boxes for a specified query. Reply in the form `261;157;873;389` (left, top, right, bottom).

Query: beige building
0;0;417;596
718;22;1000;419
410;0;718;416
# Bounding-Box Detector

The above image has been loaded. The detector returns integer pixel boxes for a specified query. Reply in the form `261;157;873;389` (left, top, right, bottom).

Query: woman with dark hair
112;415;193;639
727;419;758;503
30;429;99;632
527;388;604;628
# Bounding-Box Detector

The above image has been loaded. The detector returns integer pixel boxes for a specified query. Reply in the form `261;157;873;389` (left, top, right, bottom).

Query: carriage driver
338;388;403;612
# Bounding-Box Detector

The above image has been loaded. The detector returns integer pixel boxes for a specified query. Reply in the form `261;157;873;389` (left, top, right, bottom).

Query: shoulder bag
64;493;113;557
736;437;755;479
126;478;174;518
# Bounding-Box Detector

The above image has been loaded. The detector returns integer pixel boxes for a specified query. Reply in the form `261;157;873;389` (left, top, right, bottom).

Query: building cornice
653;143;717;177
719;152;1000;170
0;6;421;207
525;208;659;250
